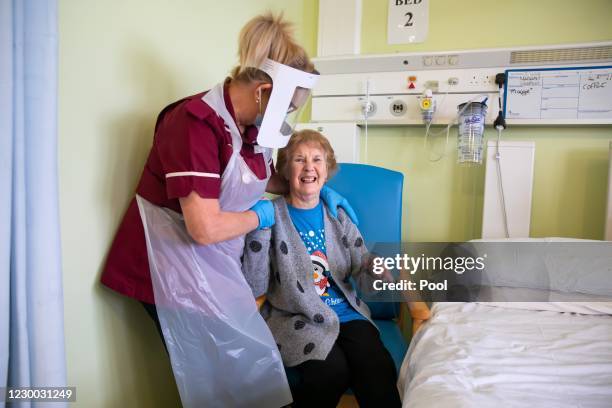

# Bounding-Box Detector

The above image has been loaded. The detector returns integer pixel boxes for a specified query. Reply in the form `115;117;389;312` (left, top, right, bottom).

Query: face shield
256;59;319;148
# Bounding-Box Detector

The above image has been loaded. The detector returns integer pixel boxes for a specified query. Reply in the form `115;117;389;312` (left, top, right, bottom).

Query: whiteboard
504;66;612;124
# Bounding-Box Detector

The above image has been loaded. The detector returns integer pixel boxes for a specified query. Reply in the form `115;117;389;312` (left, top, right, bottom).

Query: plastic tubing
423;93;492;162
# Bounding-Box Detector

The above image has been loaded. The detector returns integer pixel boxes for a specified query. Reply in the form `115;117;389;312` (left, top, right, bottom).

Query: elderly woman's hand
412;318;425;334
320;185;359;225
409;302;431;335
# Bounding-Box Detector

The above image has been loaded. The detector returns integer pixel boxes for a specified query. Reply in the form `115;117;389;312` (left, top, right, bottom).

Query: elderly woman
242;130;430;408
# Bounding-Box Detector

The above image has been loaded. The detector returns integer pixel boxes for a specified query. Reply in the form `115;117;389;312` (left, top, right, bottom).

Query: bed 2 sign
388;0;429;44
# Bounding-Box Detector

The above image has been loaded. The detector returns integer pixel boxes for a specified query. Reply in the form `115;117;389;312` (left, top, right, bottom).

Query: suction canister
457;101;487;165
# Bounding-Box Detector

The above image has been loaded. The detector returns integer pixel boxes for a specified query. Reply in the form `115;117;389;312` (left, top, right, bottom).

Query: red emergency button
407;75;417;89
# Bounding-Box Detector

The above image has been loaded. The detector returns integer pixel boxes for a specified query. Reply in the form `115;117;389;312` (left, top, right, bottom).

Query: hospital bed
397;239;612;408
398;301;612;407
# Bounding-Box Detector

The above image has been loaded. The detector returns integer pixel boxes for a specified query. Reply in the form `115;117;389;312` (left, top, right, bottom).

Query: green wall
361;0;612;53
58;1;315;406
320;0;612;241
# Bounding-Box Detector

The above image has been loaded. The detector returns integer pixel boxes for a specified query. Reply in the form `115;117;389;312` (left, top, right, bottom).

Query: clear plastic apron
136;83;291;408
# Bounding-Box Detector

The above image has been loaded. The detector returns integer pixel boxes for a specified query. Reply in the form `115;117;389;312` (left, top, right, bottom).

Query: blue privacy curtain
0;1;67;406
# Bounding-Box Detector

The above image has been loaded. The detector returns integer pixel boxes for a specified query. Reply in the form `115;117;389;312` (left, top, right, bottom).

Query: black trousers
289;319;401;408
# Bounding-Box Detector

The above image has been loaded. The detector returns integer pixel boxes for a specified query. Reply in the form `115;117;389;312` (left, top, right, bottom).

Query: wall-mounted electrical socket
448;77;459;86
468;74;494;86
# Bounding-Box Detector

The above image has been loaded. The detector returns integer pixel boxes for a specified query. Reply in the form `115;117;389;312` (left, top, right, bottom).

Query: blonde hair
231;12;314;83
276;129;338;182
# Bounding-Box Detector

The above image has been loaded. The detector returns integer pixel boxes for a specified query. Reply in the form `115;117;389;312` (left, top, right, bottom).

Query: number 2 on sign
404;12;413;27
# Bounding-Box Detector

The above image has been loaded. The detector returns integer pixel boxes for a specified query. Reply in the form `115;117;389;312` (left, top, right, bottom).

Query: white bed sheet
398;303;612;408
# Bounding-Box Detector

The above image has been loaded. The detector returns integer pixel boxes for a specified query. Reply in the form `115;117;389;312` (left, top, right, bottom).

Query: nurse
100;13;355;405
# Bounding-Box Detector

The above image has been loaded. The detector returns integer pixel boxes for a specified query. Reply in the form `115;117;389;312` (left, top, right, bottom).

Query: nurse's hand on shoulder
320;185;359;225
250;199;275;230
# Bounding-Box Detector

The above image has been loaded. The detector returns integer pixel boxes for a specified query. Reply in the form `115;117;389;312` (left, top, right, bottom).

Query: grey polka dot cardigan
242;198;377;367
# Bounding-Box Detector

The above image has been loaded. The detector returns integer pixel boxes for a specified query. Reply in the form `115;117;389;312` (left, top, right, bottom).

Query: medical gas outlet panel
311;68;501;125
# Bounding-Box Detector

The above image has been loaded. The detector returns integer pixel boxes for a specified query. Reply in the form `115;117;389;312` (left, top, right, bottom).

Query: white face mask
253;59;319;148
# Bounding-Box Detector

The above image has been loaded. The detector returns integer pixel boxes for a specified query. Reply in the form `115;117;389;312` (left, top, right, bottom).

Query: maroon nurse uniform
101;81;272;304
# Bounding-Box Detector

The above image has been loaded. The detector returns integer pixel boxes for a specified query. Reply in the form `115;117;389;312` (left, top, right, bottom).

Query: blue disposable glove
250;200;275;229
320;185;359;225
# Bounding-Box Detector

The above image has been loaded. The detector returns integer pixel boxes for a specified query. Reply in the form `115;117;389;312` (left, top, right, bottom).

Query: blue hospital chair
280;163;408;397
326;163;407;372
